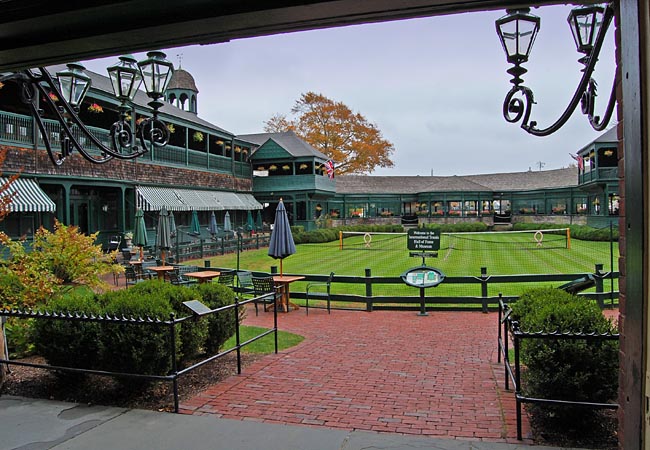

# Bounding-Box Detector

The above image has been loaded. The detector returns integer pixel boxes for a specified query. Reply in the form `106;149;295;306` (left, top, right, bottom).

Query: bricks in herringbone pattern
181;308;532;443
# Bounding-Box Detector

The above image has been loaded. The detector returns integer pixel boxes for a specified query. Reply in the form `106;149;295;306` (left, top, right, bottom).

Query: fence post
169;313;179;413
235;297;242;374
514;326;522;441
497;293;502;364
481;267;488;313
594;263;604;309
365;268;373;312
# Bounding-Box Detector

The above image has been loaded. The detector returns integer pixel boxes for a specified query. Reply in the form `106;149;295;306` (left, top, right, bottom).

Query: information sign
401;266;445;288
407;229;441;251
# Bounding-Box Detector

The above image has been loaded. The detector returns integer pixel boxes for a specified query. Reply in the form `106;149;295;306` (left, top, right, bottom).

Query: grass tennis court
201;231;618;299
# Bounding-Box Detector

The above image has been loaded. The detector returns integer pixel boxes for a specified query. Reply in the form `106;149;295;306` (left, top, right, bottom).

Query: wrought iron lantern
496;3;615;136
0;51;174;166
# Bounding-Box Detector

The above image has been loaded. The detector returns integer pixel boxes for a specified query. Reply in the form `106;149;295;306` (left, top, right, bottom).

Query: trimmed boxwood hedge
32;279;240;381
32;294;103;371
511;288;618;428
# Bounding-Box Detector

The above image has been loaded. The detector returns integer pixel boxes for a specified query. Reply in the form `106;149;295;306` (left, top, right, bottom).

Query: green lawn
222;326;304;353
197;232;618;298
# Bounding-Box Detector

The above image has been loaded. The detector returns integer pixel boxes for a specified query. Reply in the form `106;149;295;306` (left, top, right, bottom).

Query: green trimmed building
0;65;618;245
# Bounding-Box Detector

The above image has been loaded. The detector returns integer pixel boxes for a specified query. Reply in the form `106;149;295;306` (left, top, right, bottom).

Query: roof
65;65;232;136
167;68;199;92
578;126;618;154
241;131;329;160
335;167;577;195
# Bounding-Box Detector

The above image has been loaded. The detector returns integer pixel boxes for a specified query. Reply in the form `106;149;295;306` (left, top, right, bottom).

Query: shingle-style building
0;64;618;246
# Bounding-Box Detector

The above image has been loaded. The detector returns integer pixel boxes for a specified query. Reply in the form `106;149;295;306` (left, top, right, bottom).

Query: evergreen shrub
32;294;102;370
192;282;240;354
511;288;618;428
99;285;178;376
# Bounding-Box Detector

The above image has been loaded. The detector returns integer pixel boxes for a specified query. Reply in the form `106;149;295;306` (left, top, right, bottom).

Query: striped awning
0;177;56;212
136;186;262;212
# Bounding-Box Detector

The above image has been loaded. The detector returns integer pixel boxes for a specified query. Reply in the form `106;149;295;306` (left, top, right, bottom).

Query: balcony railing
0;110;250;178
579;167;618;184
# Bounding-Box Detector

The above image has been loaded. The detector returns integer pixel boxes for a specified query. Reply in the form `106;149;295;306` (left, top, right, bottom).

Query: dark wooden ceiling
0;0;563;71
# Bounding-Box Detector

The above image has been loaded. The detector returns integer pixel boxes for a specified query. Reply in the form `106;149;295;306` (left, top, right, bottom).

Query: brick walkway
181;307;531;444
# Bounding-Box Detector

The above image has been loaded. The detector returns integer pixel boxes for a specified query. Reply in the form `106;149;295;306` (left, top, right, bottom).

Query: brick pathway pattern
181;308;531;443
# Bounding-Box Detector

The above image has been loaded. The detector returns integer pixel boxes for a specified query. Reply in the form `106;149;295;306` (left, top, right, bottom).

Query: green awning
0;177;56;212
136;186;262;211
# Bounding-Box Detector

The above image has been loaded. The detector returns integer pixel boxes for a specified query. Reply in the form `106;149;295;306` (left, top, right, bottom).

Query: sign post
403;230;444;316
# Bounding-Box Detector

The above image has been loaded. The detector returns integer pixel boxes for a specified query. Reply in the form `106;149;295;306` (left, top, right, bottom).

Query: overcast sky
84;4;616;177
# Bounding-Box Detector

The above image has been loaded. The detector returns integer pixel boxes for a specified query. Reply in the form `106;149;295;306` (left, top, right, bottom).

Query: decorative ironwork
0;51;174;166
496;3;616;136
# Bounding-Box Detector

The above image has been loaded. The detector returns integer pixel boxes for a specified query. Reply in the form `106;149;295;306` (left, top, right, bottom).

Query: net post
339;230;343;250
566;227;571;249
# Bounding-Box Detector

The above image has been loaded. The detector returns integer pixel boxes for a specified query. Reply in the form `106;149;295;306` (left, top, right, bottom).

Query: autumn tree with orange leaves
264;92;395;175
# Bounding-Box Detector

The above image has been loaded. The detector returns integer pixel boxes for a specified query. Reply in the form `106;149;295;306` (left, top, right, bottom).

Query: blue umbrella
156;206;172;266
268;199;296;275
223;211;232;232
208;211;218;236
190;210;200;236
246;210;254;232
132;208;148;261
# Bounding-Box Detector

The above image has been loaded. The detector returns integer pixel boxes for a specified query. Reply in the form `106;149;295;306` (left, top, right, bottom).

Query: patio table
147;265;176;281
272;275;305;312
184;270;221;284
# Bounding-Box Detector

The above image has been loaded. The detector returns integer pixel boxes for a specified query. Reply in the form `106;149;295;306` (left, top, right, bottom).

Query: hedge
511;288;618;428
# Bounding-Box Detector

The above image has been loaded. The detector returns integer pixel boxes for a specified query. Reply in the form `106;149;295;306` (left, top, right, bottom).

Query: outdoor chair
166;268;196;286
217;270;236;288
107;235;121;252
235;271;255;301
124;265;144;288
252;275;282;316
141;260;157;279
305;272;335;315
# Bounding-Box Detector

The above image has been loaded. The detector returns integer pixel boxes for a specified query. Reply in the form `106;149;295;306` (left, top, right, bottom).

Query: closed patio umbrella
190;210;200;236
268;199;296;276
255;210;263;231
246;210;254;232
223;211;232;232
156;206;172;266
132;208;148;262
208;211;218;236
169;211;177;238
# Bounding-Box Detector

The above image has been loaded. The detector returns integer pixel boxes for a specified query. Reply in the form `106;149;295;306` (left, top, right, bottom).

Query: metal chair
124;265;143;287
236;271;255;298
166;268;196;286
305;272;335;315
251;275;281;316
217;270;236;288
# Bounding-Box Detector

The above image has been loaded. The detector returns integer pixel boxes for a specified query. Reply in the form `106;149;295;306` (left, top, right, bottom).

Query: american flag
570;154;584;170
325;160;335;179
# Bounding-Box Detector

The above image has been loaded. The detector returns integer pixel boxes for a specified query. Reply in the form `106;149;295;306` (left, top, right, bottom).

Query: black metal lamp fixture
0;51;174;166
496;3;615;136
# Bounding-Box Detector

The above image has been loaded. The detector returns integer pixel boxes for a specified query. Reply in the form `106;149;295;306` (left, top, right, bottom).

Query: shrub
192;283;240;354
32;294;103;370
99;285;178;377
511;288;618;428
126;281;207;364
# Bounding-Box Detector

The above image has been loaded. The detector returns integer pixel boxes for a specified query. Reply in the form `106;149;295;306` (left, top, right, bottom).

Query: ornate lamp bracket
496;3;616;137
0;51;174;166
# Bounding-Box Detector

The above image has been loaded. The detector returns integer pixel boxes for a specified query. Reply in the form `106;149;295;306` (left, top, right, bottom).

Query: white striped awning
0;177;56;212
136;186;262;212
